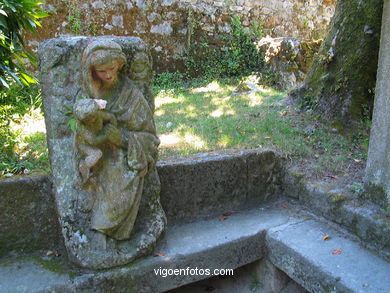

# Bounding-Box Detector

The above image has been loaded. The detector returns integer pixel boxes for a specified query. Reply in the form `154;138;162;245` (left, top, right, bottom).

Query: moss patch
294;0;383;128
326;192;348;204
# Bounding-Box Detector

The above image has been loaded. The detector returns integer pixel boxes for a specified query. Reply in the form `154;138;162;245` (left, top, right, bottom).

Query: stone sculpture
39;37;166;269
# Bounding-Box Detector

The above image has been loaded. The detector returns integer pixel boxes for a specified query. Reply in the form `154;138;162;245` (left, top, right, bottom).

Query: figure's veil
82;40;127;98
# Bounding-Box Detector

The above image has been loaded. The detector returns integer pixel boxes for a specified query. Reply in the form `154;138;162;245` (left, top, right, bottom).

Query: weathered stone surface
1;201;389;293
2;151;389;262
267;219;390;293
158;152;247;222
299;181;390;258
39;37;166;269
290;0;383;128
246;150;284;202
364;0;390;209
25;0;336;72
257;37;322;90
0;150;285;257
158;150;284;223
0;175;62;257
0;205;295;293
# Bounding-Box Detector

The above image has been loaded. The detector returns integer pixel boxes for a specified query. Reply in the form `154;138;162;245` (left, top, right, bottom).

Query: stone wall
26;0;335;72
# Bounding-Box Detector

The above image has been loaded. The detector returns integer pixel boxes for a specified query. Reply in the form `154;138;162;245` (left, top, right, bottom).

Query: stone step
297;181;390;260
1;202;389;293
267;217;390;293
0;203;292;293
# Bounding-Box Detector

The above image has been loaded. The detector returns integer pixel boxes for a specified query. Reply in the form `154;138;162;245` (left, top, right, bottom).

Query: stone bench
1;150;389;293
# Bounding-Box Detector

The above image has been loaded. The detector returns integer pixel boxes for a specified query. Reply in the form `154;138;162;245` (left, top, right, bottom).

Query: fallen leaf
223;212;233;217
280;111;288;117
218;217;227;221
314;154;320;158
154;253;165;257
325;174;337;179
332;249;342;255
280;203;289;209
353;159;361;163
323;235;331;241
264;136;271;139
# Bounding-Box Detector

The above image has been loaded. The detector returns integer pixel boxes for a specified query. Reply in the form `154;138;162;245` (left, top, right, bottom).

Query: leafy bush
184;15;265;79
0;0;48;88
0;82;47;175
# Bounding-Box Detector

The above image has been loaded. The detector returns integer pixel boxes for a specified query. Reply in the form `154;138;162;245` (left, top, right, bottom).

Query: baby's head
73;99;100;125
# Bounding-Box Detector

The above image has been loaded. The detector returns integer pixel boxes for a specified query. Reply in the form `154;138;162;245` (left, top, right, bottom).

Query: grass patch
154;74;369;181
0;83;49;176
155;75;307;158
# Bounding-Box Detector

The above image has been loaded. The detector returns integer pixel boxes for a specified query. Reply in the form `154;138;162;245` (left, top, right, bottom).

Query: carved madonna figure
40;37;166;269
79;40;161;241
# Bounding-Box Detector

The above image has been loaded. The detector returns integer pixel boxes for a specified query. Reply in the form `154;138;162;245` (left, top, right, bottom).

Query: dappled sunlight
155;94;185;108
210;107;236;117
190;80;223;94
247;92;266;107
153;77;300;161
184;133;206;149
155;109;165;117
159;133;182;147
159;132;207;151
210;109;224;118
257;85;273;93
10;107;46;138
217;134;231;148
184;105;199;118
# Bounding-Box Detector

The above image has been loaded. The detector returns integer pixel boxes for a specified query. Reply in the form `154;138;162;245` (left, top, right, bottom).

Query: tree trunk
291;0;383;130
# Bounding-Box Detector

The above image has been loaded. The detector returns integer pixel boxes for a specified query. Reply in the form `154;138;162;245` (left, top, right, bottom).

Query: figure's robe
90;77;159;240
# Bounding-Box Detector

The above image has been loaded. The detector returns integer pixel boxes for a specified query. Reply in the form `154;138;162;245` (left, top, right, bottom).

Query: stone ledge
298;182;390;259
158;149;284;223
0;204;294;293
0;175;62;257
267;219;390;293
1;203;389;293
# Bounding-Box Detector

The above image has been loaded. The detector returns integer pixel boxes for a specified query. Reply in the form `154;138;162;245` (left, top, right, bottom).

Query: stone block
151;22;173;35
158;152;248;222
246;150;284;203
0;175;62;257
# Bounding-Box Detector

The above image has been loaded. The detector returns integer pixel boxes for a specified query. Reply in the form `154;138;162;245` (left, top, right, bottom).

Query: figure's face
94;60;120;87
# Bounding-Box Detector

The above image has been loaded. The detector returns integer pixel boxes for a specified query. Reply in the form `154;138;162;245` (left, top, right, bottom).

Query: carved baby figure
73;98;117;184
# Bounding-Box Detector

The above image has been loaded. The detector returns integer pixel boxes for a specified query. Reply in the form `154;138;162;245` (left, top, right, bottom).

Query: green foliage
67;3;81;34
348;182;363;194
62;103;77;133
0;0;48;88
153;71;186;90
66;2;98;35
0;82;48;175
184;15;264;79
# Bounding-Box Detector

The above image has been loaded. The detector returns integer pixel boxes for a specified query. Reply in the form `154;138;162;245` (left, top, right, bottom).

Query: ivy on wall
184;14;265;79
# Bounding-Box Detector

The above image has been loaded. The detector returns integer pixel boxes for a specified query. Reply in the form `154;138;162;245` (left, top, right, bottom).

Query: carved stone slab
39;37;166;269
